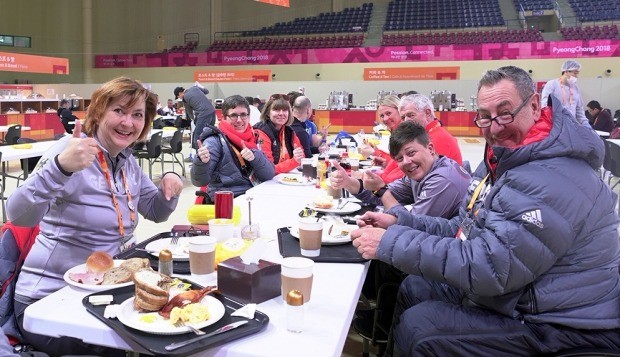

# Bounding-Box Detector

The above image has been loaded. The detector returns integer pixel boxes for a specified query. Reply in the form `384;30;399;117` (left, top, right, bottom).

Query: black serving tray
277;227;367;263
115;232;201;274
83;282;268;357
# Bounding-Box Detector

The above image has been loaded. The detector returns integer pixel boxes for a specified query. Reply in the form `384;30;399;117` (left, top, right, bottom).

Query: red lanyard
278;128;288;163
97;151;135;238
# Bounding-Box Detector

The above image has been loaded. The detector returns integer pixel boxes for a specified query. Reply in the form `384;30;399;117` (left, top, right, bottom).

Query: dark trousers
390;275;620;356
192;112;216;150
14;300;126;357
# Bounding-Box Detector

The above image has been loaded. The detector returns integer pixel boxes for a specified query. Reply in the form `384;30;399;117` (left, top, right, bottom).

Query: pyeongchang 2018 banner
94;40;620;68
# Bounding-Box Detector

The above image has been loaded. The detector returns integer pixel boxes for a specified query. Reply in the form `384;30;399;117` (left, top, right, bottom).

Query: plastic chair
160;129;185;177
133;131;163;179
1;125;22;145
352;282;400;357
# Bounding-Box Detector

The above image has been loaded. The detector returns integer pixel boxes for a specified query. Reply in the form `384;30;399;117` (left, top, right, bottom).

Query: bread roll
86;251;114;273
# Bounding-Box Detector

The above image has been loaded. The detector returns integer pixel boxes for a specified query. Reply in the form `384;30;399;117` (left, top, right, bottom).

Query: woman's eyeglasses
270;94;290;101
226;113;249;120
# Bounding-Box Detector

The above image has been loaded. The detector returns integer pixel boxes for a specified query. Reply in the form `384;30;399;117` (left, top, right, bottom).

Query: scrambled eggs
169;303;210;324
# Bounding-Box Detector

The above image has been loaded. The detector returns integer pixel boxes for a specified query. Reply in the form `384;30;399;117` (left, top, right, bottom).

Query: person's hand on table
362;170;386;192
160;173;184;200
57;121;99;173
356;211;396;229
197;140;210;163
240;142;255;162
351;226;385;259
293;146;305;163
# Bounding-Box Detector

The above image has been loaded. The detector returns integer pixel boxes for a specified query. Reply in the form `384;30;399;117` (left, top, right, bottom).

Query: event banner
194;69;272;82
255;0;289;7
0;51;69;74
95;39;620;69
364;66;460;80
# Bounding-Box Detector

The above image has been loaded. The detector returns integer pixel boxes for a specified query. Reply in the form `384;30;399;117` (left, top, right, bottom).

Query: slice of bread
101;267;132;285
132;268;171;312
134;288;169;311
133;268;172;295
120;258;150;273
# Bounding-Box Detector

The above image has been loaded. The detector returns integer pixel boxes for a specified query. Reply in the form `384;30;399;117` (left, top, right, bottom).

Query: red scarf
218;121;258;150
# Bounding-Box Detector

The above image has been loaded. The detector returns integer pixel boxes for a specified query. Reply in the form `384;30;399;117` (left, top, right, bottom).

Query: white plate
289;223;357;245
277;174;314;186
144;238;191;261
308;200;362;214
63;260;133;292
116;295;225;335
359;160;373;167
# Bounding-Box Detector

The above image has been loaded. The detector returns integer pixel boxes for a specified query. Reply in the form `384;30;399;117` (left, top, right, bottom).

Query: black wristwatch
373;185;388;198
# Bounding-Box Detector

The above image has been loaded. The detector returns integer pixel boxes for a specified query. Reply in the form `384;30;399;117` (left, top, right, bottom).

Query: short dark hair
587;100;602;110
60;99;70;106
173;86;185;99
252;97;261;105
222;95;250;117
478;66;535;103
389;121;430;158
287;91;302;107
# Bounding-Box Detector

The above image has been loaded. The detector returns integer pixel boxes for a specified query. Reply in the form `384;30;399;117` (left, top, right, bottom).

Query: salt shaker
158;249;173;277
286;289;304;333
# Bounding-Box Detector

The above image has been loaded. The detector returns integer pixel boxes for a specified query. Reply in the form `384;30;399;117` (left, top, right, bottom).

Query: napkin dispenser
217;257;281;304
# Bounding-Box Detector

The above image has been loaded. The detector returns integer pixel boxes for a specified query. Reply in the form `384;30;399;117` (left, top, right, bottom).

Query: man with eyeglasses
398;94;463;165
541;60;587;125
352;66;620;355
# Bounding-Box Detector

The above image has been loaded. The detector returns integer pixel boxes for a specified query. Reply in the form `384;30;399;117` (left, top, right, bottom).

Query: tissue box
217;256;281;304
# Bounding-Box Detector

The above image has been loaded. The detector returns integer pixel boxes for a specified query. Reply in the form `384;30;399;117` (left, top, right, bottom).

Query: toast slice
133;268;171;312
120;258;150;273
101;267;132;285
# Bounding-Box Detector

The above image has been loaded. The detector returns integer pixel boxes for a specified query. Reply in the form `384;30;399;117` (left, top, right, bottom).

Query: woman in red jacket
253;94;304;174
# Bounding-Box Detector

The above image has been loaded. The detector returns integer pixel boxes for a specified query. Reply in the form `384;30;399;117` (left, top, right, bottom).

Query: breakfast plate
276;174;314;186
289;223;357;245
144;237;191;261
64;260;133;292
116;295;225;335
307;200;362;214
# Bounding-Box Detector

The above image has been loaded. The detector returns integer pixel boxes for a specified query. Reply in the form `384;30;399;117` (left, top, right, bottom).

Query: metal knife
165;320;249;351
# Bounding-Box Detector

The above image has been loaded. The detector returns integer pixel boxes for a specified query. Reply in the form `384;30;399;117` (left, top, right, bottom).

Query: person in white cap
541;60;587;125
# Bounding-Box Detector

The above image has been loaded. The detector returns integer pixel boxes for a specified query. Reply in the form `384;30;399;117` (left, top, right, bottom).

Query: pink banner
94;40;620;68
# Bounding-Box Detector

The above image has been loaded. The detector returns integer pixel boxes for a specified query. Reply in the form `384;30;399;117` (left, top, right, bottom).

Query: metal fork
169;235;180;247
174;320;205;335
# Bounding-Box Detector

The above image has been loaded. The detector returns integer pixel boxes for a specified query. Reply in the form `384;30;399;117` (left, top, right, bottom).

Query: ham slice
69;271;105;285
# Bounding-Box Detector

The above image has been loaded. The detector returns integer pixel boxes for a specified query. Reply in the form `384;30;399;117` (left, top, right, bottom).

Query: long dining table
22;171;369;356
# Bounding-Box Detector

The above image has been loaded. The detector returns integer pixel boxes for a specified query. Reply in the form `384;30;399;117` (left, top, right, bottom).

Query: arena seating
384;0;504;31
381;28;543;45
207;34;364;51
560;24;619;40
513;0;554;11
568;0;620;22
162;41;198;53
241;3;372;37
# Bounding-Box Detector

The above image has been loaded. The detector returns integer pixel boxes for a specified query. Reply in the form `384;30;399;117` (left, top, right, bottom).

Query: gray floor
0;135;487;356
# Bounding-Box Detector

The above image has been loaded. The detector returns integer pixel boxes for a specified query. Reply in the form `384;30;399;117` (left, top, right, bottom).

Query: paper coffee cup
189;236;216;276
298;218;323;257
281;257;314;303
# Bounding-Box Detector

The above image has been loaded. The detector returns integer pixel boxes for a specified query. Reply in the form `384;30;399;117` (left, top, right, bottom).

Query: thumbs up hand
57;121;100;173
197;140;211;163
240;141;255;161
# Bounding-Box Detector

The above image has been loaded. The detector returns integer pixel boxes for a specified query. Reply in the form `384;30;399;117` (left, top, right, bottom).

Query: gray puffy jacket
378;95;620;329
191;126;275;201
